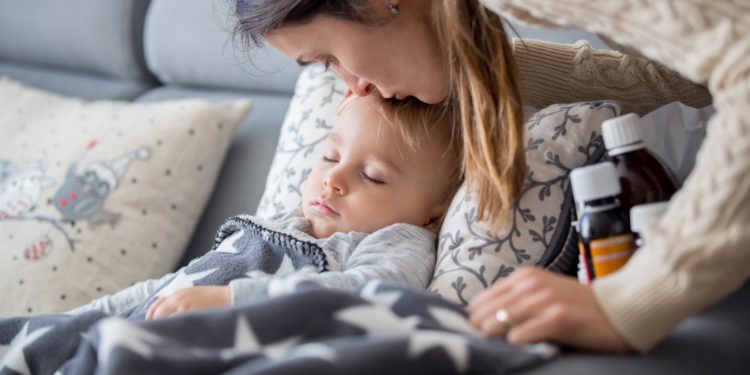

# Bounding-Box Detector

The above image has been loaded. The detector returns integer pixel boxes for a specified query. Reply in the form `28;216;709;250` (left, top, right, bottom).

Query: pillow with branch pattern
429;101;621;305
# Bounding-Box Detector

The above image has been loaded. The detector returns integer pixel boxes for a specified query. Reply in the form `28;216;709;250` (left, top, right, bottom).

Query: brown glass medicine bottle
602;113;677;215
571;162;636;282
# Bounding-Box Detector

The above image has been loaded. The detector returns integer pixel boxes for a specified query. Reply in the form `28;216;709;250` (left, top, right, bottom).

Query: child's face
301;95;454;238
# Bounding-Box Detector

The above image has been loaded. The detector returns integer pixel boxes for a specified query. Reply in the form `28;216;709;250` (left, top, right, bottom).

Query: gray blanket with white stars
0;214;555;374
0;281;554;375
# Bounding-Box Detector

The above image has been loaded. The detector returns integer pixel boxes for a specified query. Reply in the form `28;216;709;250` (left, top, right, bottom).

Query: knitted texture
483;0;750;352
513;39;712;115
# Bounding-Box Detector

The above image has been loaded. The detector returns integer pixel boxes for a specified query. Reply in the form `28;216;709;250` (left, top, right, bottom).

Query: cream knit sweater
482;0;750;352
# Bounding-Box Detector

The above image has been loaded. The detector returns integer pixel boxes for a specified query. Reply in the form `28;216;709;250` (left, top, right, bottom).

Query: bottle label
579;233;636;280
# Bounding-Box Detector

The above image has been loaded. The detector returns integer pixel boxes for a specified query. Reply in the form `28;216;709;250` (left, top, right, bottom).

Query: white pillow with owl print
0;76;252;316
257;65;620;305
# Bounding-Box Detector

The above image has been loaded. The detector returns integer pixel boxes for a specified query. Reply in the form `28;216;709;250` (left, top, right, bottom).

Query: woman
235;0;749;353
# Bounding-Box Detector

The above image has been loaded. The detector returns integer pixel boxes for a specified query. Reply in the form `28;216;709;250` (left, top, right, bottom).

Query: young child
70;92;461;320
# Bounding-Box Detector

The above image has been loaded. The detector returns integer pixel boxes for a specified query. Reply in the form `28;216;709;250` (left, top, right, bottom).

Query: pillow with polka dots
256;65;620;305
0;76;251;316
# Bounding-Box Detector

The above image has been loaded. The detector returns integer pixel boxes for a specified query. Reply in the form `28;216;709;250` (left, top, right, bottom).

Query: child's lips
311;199;340;216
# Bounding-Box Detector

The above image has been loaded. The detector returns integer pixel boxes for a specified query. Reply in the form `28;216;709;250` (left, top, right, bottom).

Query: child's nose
323;172;347;195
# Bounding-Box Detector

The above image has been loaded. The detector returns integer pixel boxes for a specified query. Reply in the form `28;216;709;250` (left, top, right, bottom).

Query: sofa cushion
257;65;620;305
0;77;251;315
144;0;301;94
0;61;154;101
136;85;291;267
0;0;152;81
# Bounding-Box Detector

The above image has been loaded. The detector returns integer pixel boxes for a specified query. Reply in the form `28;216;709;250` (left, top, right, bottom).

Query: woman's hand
467;267;632;353
146;286;231;320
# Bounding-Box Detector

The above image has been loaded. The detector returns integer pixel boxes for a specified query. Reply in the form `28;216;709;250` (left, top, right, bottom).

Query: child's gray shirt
71;209;436;316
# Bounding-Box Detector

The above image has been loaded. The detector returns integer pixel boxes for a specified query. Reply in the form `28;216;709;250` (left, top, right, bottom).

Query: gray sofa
1;0;748;373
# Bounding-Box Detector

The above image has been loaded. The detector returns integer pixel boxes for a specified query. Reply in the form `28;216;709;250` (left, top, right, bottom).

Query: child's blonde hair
376;96;463;209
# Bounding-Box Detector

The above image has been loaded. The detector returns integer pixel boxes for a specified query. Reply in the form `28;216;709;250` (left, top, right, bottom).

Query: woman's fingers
470;279;554;337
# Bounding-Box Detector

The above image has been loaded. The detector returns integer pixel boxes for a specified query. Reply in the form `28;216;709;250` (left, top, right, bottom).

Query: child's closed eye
360;171;385;185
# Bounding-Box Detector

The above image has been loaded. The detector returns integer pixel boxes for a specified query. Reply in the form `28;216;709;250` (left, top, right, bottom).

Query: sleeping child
66;91;462;321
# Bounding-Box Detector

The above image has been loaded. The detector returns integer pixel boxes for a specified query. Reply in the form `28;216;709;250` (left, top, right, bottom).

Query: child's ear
422;216;442;234
422;204;447;234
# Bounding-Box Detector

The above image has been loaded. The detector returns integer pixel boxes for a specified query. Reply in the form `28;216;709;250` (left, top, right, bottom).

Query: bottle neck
582;196;620;214
608;141;645;156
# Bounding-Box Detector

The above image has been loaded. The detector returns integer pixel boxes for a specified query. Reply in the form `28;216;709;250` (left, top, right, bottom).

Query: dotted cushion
256;66;620;305
0;76;251;315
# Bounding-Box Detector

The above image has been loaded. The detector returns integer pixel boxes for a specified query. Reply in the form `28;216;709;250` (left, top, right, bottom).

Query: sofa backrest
0;0;153;81
143;0;301;94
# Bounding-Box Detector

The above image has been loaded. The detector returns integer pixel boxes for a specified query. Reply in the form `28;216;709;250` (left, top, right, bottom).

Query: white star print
214;230;244;254
408;331;469;373
359;281;404;309
155;268;218;298
221;316;300;361
286;343;338;362
427;306;478;336
0;323;52;375
334;305;419;336
97;319;162;367
244;255;297;279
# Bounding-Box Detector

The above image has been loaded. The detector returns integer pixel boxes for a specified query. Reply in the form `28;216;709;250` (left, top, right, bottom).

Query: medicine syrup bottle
629;201;669;248
571;162;637;282
602;113;677;215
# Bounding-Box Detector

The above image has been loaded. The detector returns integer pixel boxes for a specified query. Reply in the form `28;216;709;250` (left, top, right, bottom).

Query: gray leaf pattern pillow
430;102;621;305
257;66;621;305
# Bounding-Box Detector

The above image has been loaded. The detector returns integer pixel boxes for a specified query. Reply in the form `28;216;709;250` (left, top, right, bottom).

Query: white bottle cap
570;162;621;203
602;113;644;155
630;201;669;234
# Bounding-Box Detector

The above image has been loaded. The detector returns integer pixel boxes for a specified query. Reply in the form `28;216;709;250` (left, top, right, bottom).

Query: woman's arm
480;0;750;352
512;38;712;115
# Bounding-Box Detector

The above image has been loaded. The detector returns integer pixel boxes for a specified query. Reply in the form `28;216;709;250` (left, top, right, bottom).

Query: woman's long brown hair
235;0;526;229
432;0;526;229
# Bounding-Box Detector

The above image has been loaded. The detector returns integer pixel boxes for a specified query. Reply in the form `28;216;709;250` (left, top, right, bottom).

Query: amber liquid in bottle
607;149;677;215
578;197;635;282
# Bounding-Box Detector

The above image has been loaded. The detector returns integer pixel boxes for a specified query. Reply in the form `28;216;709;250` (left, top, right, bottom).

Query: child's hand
145;286;231;320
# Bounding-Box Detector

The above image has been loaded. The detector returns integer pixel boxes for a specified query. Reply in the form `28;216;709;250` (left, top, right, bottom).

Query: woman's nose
323;171;347;195
336;68;373;97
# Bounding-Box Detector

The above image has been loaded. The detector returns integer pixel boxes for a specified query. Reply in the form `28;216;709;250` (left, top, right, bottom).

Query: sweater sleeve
66;271;176;316
512;38;712;115
483;0;750;352
229;224;436;305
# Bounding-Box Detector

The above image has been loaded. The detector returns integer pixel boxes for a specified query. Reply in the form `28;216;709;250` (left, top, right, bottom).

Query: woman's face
265;1;449;104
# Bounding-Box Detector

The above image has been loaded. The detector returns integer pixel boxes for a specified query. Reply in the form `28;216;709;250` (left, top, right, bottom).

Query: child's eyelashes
322;156;338;163
361;171;385;185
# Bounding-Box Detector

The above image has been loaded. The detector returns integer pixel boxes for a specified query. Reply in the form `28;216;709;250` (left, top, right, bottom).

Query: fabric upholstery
0;0;152;81
0;77;251;315
144;0;301;94
0;61;154;101
136;85;291;266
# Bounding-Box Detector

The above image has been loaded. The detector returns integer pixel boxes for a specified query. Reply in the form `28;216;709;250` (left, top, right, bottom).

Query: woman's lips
311;199;340;216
